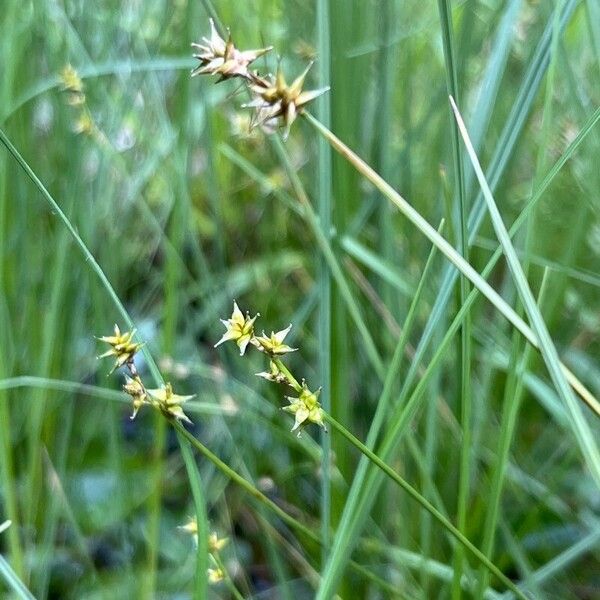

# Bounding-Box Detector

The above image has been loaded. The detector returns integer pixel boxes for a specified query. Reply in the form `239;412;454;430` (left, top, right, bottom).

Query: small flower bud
60;64;85;105
256;360;289;384
123;374;148;420
208;532;228;554
179;517;199;546
208;567;224;584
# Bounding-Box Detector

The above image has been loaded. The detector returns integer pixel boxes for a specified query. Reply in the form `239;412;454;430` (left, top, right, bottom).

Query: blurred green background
1;0;600;598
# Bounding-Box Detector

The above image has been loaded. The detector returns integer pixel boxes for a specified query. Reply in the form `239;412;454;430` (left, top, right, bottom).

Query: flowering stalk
172;421;403;595
216;302;325;435
171;419;319;545
215;303;526;597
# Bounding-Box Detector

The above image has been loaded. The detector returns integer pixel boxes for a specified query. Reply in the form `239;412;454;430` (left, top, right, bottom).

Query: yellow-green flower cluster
283;381;325;434
98;326;193;423
214;301;259;356
245;64;329;137
191;18;271;81
97;325;144;373
180;520;229;586
60;64;103;140
216;302;325;436
147;383;194;424
215;302;296;361
191;20;328;136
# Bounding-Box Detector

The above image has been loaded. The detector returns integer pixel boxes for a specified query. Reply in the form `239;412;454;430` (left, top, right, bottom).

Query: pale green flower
215;301;258;356
208;567;224;584
283;382;326;435
97;325;143;373
208;531;228;554
179;517;199;546
147;382;194;424
246;63;329;137
191;19;272;81
253;324;296;356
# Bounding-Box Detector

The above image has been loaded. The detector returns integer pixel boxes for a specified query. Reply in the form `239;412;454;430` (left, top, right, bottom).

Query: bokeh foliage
1;0;600;598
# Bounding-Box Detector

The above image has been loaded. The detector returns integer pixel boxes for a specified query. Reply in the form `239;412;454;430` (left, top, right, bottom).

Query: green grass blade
390;0;580;431
509;522;600;597
450;95;600;486
312;99;600;597
0;554;36;600
316;0;333;559
305;112;600;417
476;269;550;599
324;415;527;599
436;2;472;595
316;223;443;600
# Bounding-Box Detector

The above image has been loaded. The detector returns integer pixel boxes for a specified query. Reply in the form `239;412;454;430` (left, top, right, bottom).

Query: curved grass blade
449;95;600;486
311;99;600;598
0;127;210;599
0;554;36;600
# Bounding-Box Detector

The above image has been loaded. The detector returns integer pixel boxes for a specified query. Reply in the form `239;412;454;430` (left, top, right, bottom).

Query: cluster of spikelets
215;301;326;435
98;325;194;423
192;19;329;137
59;65;106;142
180;519;229;584
93;21;329;591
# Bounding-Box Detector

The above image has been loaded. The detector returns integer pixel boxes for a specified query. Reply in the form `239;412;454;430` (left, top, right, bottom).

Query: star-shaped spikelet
246;63;329;137
215;301;259;356
123;375;148;420
147;382;194;424
283;381;326;435
253;324;297;356
191;18;272;81
97;325;143;373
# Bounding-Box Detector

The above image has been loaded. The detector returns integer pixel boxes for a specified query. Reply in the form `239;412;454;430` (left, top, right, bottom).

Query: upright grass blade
315;223;445;600
436;2;472;596
385;0;580;449
476;269;550;599
308;103;600;597
467;0;523;155
450;96;600;486
304;112;600;419
322;415;527;599
0;523;31;599
269;135;385;380
0;555;35;600
315;0;333;559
